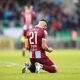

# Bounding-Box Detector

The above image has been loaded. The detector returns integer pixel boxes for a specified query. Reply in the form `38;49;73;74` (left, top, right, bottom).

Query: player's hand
48;47;53;53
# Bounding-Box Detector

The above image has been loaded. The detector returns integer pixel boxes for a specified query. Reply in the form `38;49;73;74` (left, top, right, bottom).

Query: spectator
70;30;77;48
50;19;59;36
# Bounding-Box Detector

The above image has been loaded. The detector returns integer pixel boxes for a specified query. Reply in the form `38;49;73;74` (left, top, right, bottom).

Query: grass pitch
0;49;80;80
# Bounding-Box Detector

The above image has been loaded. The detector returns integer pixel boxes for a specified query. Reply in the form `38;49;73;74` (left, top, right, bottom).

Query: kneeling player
22;20;57;73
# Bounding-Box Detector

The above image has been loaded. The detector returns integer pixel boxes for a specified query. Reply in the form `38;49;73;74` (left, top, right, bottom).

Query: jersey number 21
29;32;37;44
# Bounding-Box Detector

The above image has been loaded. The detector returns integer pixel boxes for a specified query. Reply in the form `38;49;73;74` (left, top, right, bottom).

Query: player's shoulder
35;26;43;31
35;26;44;33
34;27;44;37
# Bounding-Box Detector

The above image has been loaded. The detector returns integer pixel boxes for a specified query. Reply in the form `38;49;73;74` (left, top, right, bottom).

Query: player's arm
25;38;29;50
42;39;53;53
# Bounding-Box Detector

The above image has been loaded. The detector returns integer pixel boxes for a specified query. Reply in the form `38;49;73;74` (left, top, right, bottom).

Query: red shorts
30;56;54;66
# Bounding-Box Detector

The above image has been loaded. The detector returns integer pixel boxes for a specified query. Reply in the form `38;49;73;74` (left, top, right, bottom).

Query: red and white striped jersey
26;26;47;58
21;9;35;25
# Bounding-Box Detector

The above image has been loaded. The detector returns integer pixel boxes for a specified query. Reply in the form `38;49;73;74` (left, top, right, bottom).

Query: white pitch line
0;61;18;67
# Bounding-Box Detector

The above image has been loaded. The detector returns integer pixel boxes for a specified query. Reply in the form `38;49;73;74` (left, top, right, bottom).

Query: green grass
0;49;80;80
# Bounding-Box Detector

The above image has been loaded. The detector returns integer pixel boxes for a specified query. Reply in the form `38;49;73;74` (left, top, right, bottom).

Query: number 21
29;32;37;44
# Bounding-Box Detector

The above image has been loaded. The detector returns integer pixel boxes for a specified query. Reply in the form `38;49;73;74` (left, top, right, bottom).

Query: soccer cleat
35;62;43;73
22;63;30;74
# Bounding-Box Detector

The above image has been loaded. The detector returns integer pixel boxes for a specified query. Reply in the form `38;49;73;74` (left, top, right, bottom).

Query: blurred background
0;0;80;50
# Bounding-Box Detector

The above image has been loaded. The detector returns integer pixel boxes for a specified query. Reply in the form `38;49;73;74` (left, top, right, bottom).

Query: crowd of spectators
0;0;80;36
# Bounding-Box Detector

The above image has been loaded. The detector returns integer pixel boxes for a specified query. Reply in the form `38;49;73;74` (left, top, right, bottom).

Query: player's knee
48;68;57;73
51;69;57;73
50;65;57;73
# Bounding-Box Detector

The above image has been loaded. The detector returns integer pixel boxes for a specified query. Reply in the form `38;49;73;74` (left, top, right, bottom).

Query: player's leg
43;64;57;73
43;57;57;73
22;58;36;73
28;64;35;73
34;62;43;73
28;58;36;73
37;57;57;73
22;25;28;57
20;34;26;57
22;62;30;73
22;63;36;73
22;42;26;57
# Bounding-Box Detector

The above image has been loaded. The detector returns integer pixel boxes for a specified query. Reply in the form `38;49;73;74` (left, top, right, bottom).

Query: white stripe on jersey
29;51;41;58
35;51;41;58
29;51;32;58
